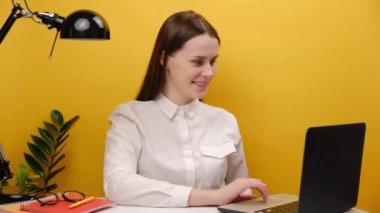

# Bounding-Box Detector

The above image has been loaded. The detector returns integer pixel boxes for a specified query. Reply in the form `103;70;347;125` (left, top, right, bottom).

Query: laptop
218;123;366;213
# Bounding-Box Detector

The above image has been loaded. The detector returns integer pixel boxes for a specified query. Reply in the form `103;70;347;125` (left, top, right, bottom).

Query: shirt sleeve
103;104;192;207
224;115;251;188
225;139;249;183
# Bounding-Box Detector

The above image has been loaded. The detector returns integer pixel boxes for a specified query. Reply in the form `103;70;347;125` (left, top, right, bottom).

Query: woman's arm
188;113;268;206
104;104;192;207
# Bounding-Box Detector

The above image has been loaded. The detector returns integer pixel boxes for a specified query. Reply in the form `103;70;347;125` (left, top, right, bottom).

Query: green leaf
27;142;48;166
15;163;40;193
19;163;28;173
60;116;80;135
15;170;26;193
54;143;67;159
38;128;56;146
45;183;58;192
44;121;58;135
24;153;45;177
15;170;23;186
33;187;46;193
49;153;65;171
46;166;65;183
25;185;39;193
51;110;64;127
31;135;52;156
28;173;40;179
57;134;69;148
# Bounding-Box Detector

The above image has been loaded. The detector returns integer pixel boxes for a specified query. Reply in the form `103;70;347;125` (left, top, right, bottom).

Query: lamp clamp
35;12;65;30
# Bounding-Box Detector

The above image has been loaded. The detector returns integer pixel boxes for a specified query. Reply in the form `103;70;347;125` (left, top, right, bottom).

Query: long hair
136;11;220;101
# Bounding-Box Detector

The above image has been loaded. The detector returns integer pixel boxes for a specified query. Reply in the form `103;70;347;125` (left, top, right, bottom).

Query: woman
104;10;268;207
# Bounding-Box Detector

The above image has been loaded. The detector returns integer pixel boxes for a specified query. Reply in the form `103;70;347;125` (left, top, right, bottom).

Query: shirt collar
155;94;199;119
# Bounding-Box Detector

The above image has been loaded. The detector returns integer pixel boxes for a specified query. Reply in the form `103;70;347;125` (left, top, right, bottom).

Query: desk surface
100;205;368;213
101;206;218;213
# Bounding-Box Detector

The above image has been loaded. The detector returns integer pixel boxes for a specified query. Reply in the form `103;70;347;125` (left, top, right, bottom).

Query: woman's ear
160;51;166;66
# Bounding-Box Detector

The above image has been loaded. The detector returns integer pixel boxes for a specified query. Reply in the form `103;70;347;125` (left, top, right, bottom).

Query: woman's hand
215;178;268;205
188;178;268;206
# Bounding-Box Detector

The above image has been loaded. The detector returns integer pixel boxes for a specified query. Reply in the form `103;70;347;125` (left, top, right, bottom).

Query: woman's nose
202;63;215;76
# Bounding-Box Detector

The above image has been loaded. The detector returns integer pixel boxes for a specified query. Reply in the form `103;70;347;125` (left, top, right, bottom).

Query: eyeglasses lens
62;191;86;202
35;192;58;205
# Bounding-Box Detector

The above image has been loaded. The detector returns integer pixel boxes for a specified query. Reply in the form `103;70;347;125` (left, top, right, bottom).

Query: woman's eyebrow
190;55;219;60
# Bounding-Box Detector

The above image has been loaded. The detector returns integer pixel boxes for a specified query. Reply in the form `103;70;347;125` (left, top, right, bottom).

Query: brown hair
136;11;220;101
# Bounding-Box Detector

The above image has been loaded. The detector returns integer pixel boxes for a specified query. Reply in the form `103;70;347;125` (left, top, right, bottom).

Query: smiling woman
103;10;268;207
163;34;219;105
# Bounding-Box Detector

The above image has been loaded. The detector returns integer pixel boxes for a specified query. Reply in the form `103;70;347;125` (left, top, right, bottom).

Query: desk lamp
0;144;12;186
0;0;110;58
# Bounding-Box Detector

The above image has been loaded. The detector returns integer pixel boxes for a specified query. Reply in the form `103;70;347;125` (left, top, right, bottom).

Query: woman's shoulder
117;98;159;108
198;101;236;120
110;100;155;116
198;102;241;139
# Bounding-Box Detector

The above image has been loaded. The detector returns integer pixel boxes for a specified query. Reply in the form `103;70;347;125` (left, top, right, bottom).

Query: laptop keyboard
250;201;298;213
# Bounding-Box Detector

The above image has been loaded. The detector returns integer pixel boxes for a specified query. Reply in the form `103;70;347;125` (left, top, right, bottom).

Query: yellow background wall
1;0;379;211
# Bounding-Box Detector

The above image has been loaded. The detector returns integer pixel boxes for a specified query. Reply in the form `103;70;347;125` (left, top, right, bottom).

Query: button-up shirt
104;94;249;207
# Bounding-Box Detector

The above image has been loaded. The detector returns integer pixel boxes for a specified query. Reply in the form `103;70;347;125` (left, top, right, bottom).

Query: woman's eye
192;60;203;66
191;58;217;67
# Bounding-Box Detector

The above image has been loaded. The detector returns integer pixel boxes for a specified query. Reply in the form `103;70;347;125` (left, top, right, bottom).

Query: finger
233;194;256;203
253;178;262;183
256;185;269;201
250;194;258;199
240;194;257;200
250;181;269;201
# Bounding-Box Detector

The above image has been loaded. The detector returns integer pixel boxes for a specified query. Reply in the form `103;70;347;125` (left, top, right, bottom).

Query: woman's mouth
192;81;208;90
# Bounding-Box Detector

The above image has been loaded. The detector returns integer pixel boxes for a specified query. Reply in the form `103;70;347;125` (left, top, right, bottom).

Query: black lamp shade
60;10;110;39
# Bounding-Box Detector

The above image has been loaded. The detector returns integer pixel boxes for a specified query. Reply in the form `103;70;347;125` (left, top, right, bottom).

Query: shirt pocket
199;143;237;188
199;142;236;159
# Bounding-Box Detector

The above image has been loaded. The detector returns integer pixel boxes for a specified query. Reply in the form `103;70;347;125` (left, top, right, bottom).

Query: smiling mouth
192;81;209;90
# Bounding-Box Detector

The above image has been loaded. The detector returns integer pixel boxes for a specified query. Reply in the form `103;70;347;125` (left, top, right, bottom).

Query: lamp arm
0;3;23;44
0;2;64;44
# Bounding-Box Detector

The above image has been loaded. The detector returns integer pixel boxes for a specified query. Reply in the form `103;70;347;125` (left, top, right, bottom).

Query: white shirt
104;94;249;207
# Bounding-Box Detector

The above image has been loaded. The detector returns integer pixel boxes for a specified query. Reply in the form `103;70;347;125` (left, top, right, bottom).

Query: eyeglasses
33;190;86;206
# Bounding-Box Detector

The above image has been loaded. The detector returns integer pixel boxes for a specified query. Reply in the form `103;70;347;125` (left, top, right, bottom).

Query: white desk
101;206;218;213
100;205;368;213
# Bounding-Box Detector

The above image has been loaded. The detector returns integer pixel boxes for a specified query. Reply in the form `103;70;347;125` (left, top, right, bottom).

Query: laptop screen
298;123;366;213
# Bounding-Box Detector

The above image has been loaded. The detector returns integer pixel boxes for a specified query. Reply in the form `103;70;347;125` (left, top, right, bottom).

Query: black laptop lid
298;123;366;213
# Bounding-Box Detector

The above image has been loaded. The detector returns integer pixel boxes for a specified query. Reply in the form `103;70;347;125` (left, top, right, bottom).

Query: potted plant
0;109;79;203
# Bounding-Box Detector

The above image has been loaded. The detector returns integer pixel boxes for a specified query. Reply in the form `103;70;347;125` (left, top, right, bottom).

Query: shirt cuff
170;185;192;207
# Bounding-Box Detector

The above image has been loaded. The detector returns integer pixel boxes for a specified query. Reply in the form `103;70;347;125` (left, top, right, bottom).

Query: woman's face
162;34;219;106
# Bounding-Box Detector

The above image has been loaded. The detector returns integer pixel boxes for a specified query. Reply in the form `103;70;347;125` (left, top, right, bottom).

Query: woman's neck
161;91;194;106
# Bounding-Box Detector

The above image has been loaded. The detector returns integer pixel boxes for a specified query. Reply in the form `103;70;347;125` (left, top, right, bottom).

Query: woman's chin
195;91;207;99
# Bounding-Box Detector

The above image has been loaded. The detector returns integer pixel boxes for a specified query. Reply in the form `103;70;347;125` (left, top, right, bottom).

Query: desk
101;206;218;213
100;205;368;213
